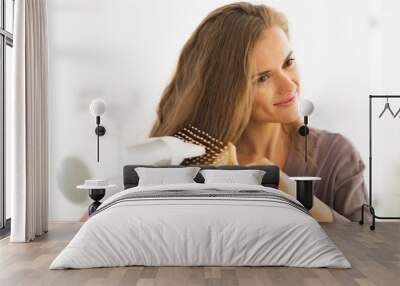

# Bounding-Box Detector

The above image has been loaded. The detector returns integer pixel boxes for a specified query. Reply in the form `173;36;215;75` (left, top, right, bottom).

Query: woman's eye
257;75;269;83
285;58;295;67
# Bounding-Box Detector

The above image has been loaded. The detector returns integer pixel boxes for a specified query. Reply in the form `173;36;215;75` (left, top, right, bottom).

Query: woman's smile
274;94;296;107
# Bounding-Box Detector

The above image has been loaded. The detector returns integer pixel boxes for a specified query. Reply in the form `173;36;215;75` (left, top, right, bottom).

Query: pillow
200;169;266;185
135;167;201;186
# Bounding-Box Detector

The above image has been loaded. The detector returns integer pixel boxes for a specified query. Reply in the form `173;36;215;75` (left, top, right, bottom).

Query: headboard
123;165;280;189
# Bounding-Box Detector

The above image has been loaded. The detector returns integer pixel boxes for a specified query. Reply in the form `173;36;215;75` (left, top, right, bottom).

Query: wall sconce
89;99;107;162
298;99;314;163
290;98;320;210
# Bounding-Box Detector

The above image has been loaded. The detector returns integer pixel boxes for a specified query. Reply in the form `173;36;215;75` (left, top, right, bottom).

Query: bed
50;165;350;269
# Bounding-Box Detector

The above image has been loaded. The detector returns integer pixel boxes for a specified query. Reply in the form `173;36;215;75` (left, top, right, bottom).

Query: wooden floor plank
0;222;399;286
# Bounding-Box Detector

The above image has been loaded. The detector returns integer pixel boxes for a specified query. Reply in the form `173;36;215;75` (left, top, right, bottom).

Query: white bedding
50;183;351;269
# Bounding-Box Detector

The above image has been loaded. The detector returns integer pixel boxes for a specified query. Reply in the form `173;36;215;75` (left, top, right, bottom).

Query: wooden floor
0;222;399;286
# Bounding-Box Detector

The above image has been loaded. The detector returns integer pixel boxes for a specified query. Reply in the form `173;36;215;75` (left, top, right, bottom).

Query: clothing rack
360;95;400;230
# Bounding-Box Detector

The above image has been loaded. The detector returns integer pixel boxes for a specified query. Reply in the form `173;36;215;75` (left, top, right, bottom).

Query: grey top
283;127;368;222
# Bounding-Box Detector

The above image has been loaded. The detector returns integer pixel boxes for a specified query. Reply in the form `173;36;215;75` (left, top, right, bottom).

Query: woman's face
249;26;300;124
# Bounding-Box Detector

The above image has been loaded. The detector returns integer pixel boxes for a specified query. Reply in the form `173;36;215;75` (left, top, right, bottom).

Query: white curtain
9;0;48;242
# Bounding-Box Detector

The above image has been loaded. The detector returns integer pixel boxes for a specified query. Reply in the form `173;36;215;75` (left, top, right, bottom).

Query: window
0;0;14;235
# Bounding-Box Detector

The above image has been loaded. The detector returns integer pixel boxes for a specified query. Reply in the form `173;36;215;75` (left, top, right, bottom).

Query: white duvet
50;183;351;269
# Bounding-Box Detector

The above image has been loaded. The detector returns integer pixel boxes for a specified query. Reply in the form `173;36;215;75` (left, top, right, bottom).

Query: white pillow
135;167;201;186
200;169;266;185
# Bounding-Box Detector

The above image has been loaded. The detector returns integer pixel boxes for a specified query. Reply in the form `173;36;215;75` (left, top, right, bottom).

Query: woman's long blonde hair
150;2;309;162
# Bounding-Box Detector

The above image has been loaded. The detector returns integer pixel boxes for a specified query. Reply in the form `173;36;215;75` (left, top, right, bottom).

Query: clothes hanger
393;106;400;118
378;97;396;118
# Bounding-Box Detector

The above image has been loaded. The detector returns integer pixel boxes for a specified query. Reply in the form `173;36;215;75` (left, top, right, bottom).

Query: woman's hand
213;142;240;165
214;142;275;166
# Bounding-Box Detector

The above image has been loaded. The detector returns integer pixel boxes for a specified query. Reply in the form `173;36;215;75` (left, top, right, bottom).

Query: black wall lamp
289;99;320;211
298;99;314;163
89;99;107;162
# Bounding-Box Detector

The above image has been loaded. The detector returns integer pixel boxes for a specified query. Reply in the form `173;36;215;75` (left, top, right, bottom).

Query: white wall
47;0;400;221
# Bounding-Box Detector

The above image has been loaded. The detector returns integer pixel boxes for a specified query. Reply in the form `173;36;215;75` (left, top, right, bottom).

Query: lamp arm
97;126;100;162
305;115;308;163
96;116;100;162
305;128;308;163
94;116;106;162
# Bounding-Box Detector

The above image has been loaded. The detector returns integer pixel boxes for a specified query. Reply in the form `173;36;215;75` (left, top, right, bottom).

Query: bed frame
123;165;280;189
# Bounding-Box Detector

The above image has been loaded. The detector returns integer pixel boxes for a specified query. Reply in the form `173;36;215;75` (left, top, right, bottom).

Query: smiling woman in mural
150;2;368;222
